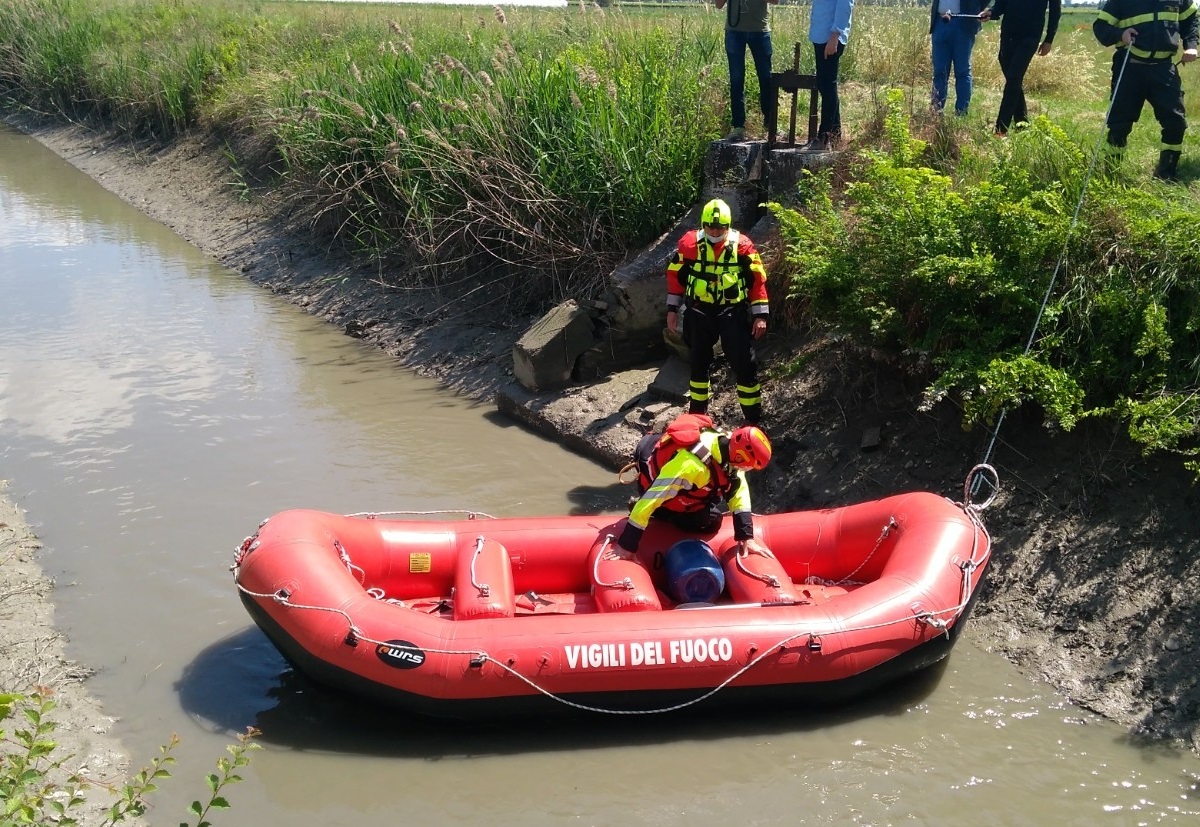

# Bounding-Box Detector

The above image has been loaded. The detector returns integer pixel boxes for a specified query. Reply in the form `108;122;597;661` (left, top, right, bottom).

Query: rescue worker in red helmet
616;419;774;558
666;198;770;425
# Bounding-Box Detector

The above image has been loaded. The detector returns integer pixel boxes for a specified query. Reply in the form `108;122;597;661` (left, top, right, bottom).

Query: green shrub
774;90;1200;467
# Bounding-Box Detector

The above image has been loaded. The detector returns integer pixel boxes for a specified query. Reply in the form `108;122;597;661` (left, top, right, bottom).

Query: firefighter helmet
700;198;732;228
728;426;772;471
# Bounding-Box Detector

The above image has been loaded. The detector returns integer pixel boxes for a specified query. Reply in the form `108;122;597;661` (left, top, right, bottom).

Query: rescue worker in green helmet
666;198;770;425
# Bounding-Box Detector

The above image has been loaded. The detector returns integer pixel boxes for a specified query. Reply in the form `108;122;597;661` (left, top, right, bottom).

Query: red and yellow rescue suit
617;429;754;553
666;229;770;424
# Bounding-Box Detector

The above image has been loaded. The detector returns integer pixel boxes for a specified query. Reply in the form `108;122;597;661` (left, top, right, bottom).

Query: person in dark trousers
1094;0;1198;181
808;0;855;149
665;198;770;425
929;0;993;115
715;0;779;141
989;0;1062;135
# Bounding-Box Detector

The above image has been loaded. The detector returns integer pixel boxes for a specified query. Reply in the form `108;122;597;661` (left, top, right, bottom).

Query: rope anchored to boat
592;534;637;591
470;535;491;597
344;508;498;520
732;543;782;588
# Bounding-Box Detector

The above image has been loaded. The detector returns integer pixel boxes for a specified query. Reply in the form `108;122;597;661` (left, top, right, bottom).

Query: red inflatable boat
233;488;992;718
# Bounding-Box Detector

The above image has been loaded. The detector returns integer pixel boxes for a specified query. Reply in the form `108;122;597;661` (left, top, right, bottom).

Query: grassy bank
0;0;1197;467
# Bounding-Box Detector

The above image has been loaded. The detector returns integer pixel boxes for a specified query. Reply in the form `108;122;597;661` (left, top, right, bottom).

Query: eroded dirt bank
0;487;135;824
4;113;1199;758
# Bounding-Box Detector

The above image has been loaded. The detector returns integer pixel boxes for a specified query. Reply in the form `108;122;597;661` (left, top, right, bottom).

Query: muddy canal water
2;124;1198;826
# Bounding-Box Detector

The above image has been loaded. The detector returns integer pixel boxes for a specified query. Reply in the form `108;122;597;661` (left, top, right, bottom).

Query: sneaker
725;127;746;141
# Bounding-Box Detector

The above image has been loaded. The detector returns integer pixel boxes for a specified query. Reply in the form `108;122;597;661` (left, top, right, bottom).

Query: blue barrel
664;539;725;604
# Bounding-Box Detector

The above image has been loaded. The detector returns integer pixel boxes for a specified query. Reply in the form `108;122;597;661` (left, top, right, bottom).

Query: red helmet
728;426;772;470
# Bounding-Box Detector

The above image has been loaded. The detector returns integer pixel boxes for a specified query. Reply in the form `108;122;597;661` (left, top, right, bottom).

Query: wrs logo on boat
376;640;426;669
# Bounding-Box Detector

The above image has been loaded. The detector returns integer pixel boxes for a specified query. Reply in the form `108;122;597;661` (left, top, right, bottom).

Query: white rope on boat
591;533;635;591
836;516;898;585
231;561;986;716
733;544;781;588
469;536;491;597
343;509;497;520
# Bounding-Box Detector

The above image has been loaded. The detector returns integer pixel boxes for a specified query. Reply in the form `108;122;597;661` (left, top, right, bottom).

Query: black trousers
1106;55;1187;148
684;301;761;422
996;32;1041;132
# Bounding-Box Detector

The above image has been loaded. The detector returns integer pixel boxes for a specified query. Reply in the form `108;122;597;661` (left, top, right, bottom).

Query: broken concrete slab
512;299;594;391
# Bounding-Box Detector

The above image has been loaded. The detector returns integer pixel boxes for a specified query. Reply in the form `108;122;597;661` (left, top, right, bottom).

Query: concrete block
512;300;595;391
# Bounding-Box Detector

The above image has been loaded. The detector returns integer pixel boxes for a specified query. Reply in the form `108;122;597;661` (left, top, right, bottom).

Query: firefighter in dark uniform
1094;0;1199;180
665;198;770;425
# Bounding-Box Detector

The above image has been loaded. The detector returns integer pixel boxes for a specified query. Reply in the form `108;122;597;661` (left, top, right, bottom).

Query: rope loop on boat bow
961;463;1000;514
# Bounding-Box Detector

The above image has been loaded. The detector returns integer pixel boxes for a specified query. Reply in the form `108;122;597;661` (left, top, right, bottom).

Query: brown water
2;122;1198;826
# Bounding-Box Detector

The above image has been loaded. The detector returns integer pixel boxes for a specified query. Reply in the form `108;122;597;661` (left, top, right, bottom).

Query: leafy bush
774;90;1200;468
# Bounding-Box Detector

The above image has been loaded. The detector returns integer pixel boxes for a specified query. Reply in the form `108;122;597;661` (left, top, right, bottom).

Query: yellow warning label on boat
409;553;432;573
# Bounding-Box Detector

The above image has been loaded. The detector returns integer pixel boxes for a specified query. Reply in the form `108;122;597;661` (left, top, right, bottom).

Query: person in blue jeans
715;0;778;140
808;0;855;149
929;0;993;115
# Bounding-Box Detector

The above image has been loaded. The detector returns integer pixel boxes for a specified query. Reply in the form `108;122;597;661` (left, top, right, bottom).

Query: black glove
617;522;643;554
733;512;754;542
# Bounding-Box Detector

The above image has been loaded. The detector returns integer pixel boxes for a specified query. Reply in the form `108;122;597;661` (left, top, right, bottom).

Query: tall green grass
0;0;732;308
260;7;723;302
0;0;1193;293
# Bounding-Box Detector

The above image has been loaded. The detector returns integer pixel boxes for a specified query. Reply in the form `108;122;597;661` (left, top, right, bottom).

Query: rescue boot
1153;150;1182;182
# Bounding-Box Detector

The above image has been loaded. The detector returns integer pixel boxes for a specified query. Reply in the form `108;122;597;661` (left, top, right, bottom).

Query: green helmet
700;198;731;229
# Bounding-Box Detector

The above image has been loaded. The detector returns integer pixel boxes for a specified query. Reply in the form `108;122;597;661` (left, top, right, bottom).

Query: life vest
684;230;750;306
631;414;737;512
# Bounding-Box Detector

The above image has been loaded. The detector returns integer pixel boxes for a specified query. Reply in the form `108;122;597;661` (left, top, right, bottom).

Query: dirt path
4;113;1199;773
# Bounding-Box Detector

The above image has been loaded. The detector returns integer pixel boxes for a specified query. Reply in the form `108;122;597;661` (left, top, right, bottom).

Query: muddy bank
4;113;1200;757
0;485;136;824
